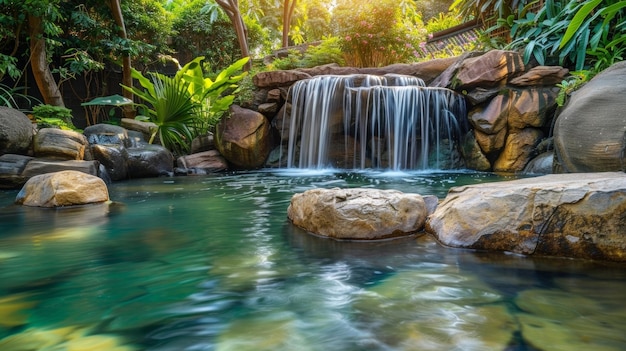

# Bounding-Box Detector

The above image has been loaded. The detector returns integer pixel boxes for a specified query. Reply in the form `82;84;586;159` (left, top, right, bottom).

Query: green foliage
450;0;528;20
183;56;250;135
425;10;464;33
0;54;20;81
270;36;345;70
0;83;40;110
170;0;240;71
31;104;78;131
122;56;249;154
555;70;593;107
506;0;626;72
332;0;426;67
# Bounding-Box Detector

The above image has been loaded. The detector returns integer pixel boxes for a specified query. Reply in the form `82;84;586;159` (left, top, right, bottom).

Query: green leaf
81;94;133;107
559;0;602;49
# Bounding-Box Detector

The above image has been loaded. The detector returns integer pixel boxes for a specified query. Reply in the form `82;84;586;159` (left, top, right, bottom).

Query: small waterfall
280;74;467;170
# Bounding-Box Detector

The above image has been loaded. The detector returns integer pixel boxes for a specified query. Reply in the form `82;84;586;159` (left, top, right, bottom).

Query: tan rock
474;128;507;154
493;128;543;172
288;188;428;240
508;88;558;130
426;172;626;261
33;128;87;160
15;170;109;207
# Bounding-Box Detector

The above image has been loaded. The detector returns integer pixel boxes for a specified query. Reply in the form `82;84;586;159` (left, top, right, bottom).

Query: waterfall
280;74;467;170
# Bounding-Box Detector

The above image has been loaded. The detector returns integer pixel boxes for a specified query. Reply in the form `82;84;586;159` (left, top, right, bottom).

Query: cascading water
280;74;468;170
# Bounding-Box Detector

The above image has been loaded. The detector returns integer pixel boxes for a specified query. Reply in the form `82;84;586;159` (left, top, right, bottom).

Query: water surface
0;170;625;350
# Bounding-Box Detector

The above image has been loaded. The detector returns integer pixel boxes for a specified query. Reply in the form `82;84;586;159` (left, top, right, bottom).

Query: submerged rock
288;188;432;240
426;172;626;261
353;269;514;350
15;170;109;207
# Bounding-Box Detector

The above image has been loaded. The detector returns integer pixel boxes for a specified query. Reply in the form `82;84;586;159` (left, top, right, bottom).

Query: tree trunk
216;0;252;71
108;0;134;118
28;14;64;107
282;0;297;48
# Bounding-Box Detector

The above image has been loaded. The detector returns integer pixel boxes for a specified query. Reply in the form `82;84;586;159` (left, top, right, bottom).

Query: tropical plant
555;70;593;107
559;0;626;72
182;56;250;135
505;0;626;71
122;67;197;154
121;56;249;154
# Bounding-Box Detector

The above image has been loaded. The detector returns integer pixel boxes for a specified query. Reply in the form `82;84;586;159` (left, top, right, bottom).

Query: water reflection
0;171;624;351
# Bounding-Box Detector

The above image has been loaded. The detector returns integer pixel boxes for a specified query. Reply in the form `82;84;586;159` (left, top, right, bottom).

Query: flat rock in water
426;172;626;261
287;188;431;240
15;170;109;207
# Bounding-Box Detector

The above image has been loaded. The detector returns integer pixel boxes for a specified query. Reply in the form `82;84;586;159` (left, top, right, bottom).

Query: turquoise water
0;170;625;351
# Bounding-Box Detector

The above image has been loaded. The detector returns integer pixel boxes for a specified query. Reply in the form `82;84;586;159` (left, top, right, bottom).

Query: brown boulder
288;188;431;240
15;170;109;207
215;105;272;169
468;93;510;134
507;88;558;130
493;128;543;172
454;50;525;89
361;57;458;84
176;150;228;172
33;128;88;160
426;172;626;261
252;70;312;88
509;66;569;86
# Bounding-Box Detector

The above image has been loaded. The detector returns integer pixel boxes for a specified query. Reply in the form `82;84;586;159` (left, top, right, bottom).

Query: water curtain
282;74;468;170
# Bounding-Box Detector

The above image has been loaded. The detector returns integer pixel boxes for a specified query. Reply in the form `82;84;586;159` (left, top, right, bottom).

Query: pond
0;170;625;351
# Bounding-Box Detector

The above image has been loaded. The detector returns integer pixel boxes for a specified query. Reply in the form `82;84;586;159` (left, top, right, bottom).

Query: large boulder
176;150;228;173
0;106;34;155
91;144;129;181
554;61;626;172
215;105;272;169
426;172;626;261
21;159;100;178
33;128;88;160
85;124;131;181
83;124;130;147
126;144;174;178
15;170;109;207
287;188;434;240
